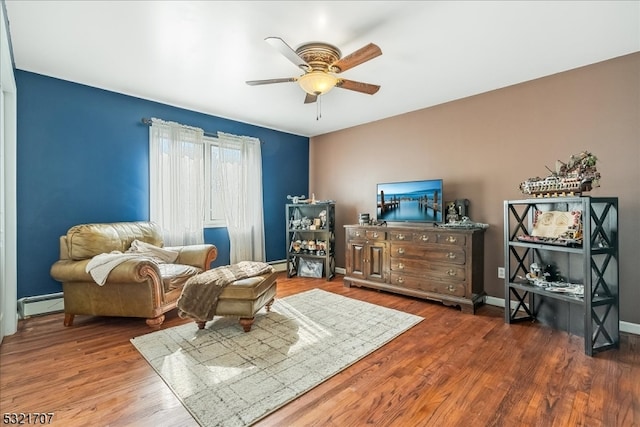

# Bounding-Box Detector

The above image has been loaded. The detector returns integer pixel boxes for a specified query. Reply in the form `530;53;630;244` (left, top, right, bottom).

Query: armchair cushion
66;221;164;260
159;263;202;291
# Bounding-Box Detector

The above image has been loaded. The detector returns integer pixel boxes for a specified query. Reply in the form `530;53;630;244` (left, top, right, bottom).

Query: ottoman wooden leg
239;317;255;332
196;321;207;329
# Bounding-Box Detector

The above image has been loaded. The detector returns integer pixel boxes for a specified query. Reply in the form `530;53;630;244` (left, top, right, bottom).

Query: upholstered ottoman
195;271;278;332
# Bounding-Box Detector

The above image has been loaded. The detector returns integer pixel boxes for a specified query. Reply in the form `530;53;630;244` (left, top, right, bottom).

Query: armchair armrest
165;244;217;270
50;258;161;284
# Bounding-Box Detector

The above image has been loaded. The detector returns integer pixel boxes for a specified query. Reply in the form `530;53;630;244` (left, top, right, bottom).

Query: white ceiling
5;1;639;137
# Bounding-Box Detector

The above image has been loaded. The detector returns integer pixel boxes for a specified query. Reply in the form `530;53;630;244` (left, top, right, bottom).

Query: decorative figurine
519;151;600;197
287;194;307;204
319;210;327;228
446;202;460;223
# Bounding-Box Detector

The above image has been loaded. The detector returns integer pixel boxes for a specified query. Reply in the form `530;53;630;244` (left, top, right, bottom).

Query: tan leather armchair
50;221;217;328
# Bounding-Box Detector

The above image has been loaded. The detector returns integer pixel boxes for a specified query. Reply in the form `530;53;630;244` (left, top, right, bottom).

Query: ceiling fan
246;37;382;104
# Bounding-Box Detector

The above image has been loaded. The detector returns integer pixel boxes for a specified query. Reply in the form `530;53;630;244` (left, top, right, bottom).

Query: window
204;135;241;228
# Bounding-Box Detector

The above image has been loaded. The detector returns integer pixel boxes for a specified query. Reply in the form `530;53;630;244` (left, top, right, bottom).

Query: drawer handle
398;234;406;240
447;284;456;292
355;231;361;237
421;235;430;242
446;236;457;243
397;276;404;284
373;232;379;238
398;262;405;270
447;269;456;276
397;247;405;254
447;252;457;259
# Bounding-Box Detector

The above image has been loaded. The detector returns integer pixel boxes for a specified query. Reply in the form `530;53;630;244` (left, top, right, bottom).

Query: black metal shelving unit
504;196;619;356
286;202;335;281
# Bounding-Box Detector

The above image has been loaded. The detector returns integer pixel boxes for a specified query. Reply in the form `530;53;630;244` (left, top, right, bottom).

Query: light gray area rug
131;288;423;426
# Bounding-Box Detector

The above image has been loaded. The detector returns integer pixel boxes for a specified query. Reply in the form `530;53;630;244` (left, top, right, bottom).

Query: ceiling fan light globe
298;71;338;96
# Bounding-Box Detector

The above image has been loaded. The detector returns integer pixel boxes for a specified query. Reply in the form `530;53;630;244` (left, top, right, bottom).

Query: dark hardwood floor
1;273;638;426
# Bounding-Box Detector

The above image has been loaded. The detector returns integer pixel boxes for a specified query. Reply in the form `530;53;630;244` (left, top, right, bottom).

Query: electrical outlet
497;267;505;279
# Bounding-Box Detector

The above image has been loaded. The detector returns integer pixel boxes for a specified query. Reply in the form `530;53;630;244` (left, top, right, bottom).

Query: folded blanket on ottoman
177;261;274;322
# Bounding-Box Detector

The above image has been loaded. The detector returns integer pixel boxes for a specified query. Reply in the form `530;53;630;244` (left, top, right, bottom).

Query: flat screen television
376;179;444;224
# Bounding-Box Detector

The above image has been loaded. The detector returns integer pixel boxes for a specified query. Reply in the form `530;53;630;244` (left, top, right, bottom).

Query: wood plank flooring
1;273;638;426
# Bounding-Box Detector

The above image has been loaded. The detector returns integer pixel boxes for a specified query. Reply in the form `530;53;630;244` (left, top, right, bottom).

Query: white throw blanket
85;240;179;285
127;239;179;262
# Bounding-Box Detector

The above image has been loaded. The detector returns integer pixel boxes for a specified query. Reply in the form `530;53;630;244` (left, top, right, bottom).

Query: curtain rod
140;117;219;139
141;117;264;143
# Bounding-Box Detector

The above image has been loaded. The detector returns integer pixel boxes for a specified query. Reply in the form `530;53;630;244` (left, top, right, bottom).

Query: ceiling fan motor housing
295;42;342;72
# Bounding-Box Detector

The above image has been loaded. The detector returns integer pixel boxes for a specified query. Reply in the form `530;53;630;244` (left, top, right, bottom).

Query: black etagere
504;196;619;356
286;202;335;280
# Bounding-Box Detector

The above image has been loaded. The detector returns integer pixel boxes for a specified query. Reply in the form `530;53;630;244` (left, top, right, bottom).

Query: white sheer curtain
215;132;265;263
149;118;205;246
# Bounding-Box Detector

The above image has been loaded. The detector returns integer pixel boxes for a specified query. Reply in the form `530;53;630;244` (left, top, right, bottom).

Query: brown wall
310;52;640;324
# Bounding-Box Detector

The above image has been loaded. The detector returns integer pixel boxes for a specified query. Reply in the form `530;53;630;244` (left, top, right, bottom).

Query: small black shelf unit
286;202;335;280
504;196;619;356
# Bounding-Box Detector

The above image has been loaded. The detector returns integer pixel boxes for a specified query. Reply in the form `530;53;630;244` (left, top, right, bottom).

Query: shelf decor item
519;151;600;198
298;257;323;278
515;209;583;247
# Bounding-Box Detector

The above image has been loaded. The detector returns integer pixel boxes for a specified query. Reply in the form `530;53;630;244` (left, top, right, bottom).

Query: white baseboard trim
620;321;640;335
485;295;508;308
269;260;287;272
17;293;64;319
485;296;639;335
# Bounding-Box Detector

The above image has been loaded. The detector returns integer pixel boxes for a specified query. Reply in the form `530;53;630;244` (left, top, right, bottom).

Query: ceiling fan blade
265;37;310;71
331;43;382;73
304;93;317;104
337;79;380;95
246;77;297;86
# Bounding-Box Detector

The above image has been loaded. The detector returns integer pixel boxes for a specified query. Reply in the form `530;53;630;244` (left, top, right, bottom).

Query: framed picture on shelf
298;258;323;278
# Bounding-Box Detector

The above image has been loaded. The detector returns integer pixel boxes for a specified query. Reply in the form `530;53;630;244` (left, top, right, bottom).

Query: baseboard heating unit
17;293;64;319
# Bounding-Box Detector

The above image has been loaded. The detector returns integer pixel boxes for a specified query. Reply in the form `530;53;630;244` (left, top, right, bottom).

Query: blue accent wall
16;70;309;298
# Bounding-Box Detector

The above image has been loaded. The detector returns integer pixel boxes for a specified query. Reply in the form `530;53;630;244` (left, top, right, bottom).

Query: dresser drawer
437;233;466;246
390;230;466;246
390;259;466;281
412;232;438;244
390;272;467;297
389;243;466;265
348;228;386;240
347;228;366;239
365;230;386;240
389;230;413;241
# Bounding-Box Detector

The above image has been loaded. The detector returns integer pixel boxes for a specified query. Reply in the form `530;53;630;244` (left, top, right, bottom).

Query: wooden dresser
344;224;486;314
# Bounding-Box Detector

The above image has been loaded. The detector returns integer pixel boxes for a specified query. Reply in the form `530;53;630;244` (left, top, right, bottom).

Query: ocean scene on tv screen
377;180;443;222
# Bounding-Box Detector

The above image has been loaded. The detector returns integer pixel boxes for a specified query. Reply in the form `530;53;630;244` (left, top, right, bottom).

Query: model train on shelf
519;151;600;197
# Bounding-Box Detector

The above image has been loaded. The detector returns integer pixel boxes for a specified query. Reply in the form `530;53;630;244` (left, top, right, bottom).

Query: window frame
203;134;242;228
